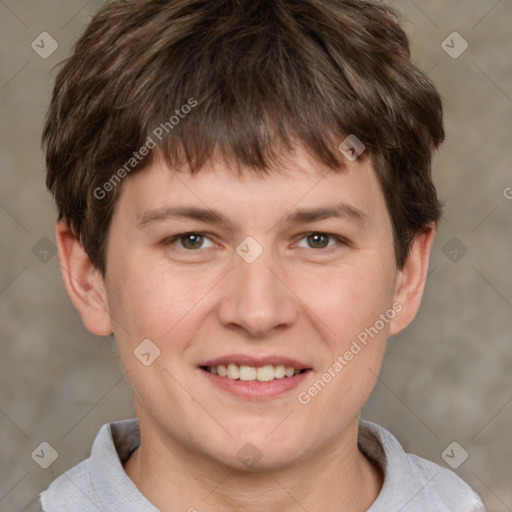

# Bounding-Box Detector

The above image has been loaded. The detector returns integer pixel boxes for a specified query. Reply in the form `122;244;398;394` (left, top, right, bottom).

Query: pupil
309;233;327;248
184;234;202;249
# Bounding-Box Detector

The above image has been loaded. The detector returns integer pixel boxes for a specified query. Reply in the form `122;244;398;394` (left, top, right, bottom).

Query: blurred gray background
1;1;511;511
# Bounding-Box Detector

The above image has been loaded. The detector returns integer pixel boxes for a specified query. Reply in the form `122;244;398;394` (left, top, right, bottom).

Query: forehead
114;146;388;232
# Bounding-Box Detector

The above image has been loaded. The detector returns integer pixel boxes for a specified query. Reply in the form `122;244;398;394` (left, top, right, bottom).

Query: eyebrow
136;203;370;230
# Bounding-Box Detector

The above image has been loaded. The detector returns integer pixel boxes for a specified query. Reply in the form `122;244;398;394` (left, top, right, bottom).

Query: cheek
303;260;396;342
107;257;201;341
106;260;200;400
299;261;393;410
297;275;390;436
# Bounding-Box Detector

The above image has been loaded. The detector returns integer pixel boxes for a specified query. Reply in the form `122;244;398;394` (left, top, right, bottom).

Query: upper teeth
207;363;302;381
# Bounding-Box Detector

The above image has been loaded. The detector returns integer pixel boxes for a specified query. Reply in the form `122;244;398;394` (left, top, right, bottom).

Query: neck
123;417;383;512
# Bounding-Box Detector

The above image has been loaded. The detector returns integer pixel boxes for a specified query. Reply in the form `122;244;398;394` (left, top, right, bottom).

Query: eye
162;231;349;253
164;232;216;250
295;232;348;250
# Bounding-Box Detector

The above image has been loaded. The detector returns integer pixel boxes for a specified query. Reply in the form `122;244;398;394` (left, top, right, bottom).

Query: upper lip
199;354;312;370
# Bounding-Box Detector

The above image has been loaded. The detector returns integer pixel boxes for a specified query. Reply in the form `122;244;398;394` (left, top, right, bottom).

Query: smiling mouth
201;364;310;382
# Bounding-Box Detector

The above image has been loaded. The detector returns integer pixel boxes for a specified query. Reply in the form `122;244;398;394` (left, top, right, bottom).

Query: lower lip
199;368;312;400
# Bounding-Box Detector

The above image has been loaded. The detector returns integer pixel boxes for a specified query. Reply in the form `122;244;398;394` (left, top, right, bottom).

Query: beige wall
1;1;510;510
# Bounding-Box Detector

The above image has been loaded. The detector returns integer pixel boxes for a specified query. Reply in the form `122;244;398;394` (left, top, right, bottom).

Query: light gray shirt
24;418;486;511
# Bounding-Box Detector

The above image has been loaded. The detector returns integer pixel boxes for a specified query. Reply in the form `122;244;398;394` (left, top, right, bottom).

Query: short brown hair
43;0;444;276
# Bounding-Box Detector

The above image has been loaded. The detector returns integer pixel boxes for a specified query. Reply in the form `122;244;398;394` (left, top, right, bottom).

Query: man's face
103;146;401;470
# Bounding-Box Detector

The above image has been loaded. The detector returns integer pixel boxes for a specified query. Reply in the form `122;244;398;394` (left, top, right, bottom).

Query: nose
216;244;299;338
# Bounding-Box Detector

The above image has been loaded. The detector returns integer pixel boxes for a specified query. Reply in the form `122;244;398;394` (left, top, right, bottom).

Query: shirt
24;418;486;512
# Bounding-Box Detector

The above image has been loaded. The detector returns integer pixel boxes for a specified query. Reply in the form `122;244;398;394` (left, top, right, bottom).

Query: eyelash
162;232;351;253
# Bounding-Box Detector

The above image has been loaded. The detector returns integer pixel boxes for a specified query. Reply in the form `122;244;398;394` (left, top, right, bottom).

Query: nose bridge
217;238;298;337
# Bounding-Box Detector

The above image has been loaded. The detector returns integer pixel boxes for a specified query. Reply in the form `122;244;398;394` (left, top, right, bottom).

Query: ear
388;224;436;336
55;219;113;336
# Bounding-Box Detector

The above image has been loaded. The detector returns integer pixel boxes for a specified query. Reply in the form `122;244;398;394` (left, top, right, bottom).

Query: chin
217;448;306;473
208;428;309;472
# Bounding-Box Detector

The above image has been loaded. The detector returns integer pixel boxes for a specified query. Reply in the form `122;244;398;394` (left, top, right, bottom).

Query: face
100;146;403;470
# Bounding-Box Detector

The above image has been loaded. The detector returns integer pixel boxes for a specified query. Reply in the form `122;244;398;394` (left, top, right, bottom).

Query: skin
56;144;435;512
